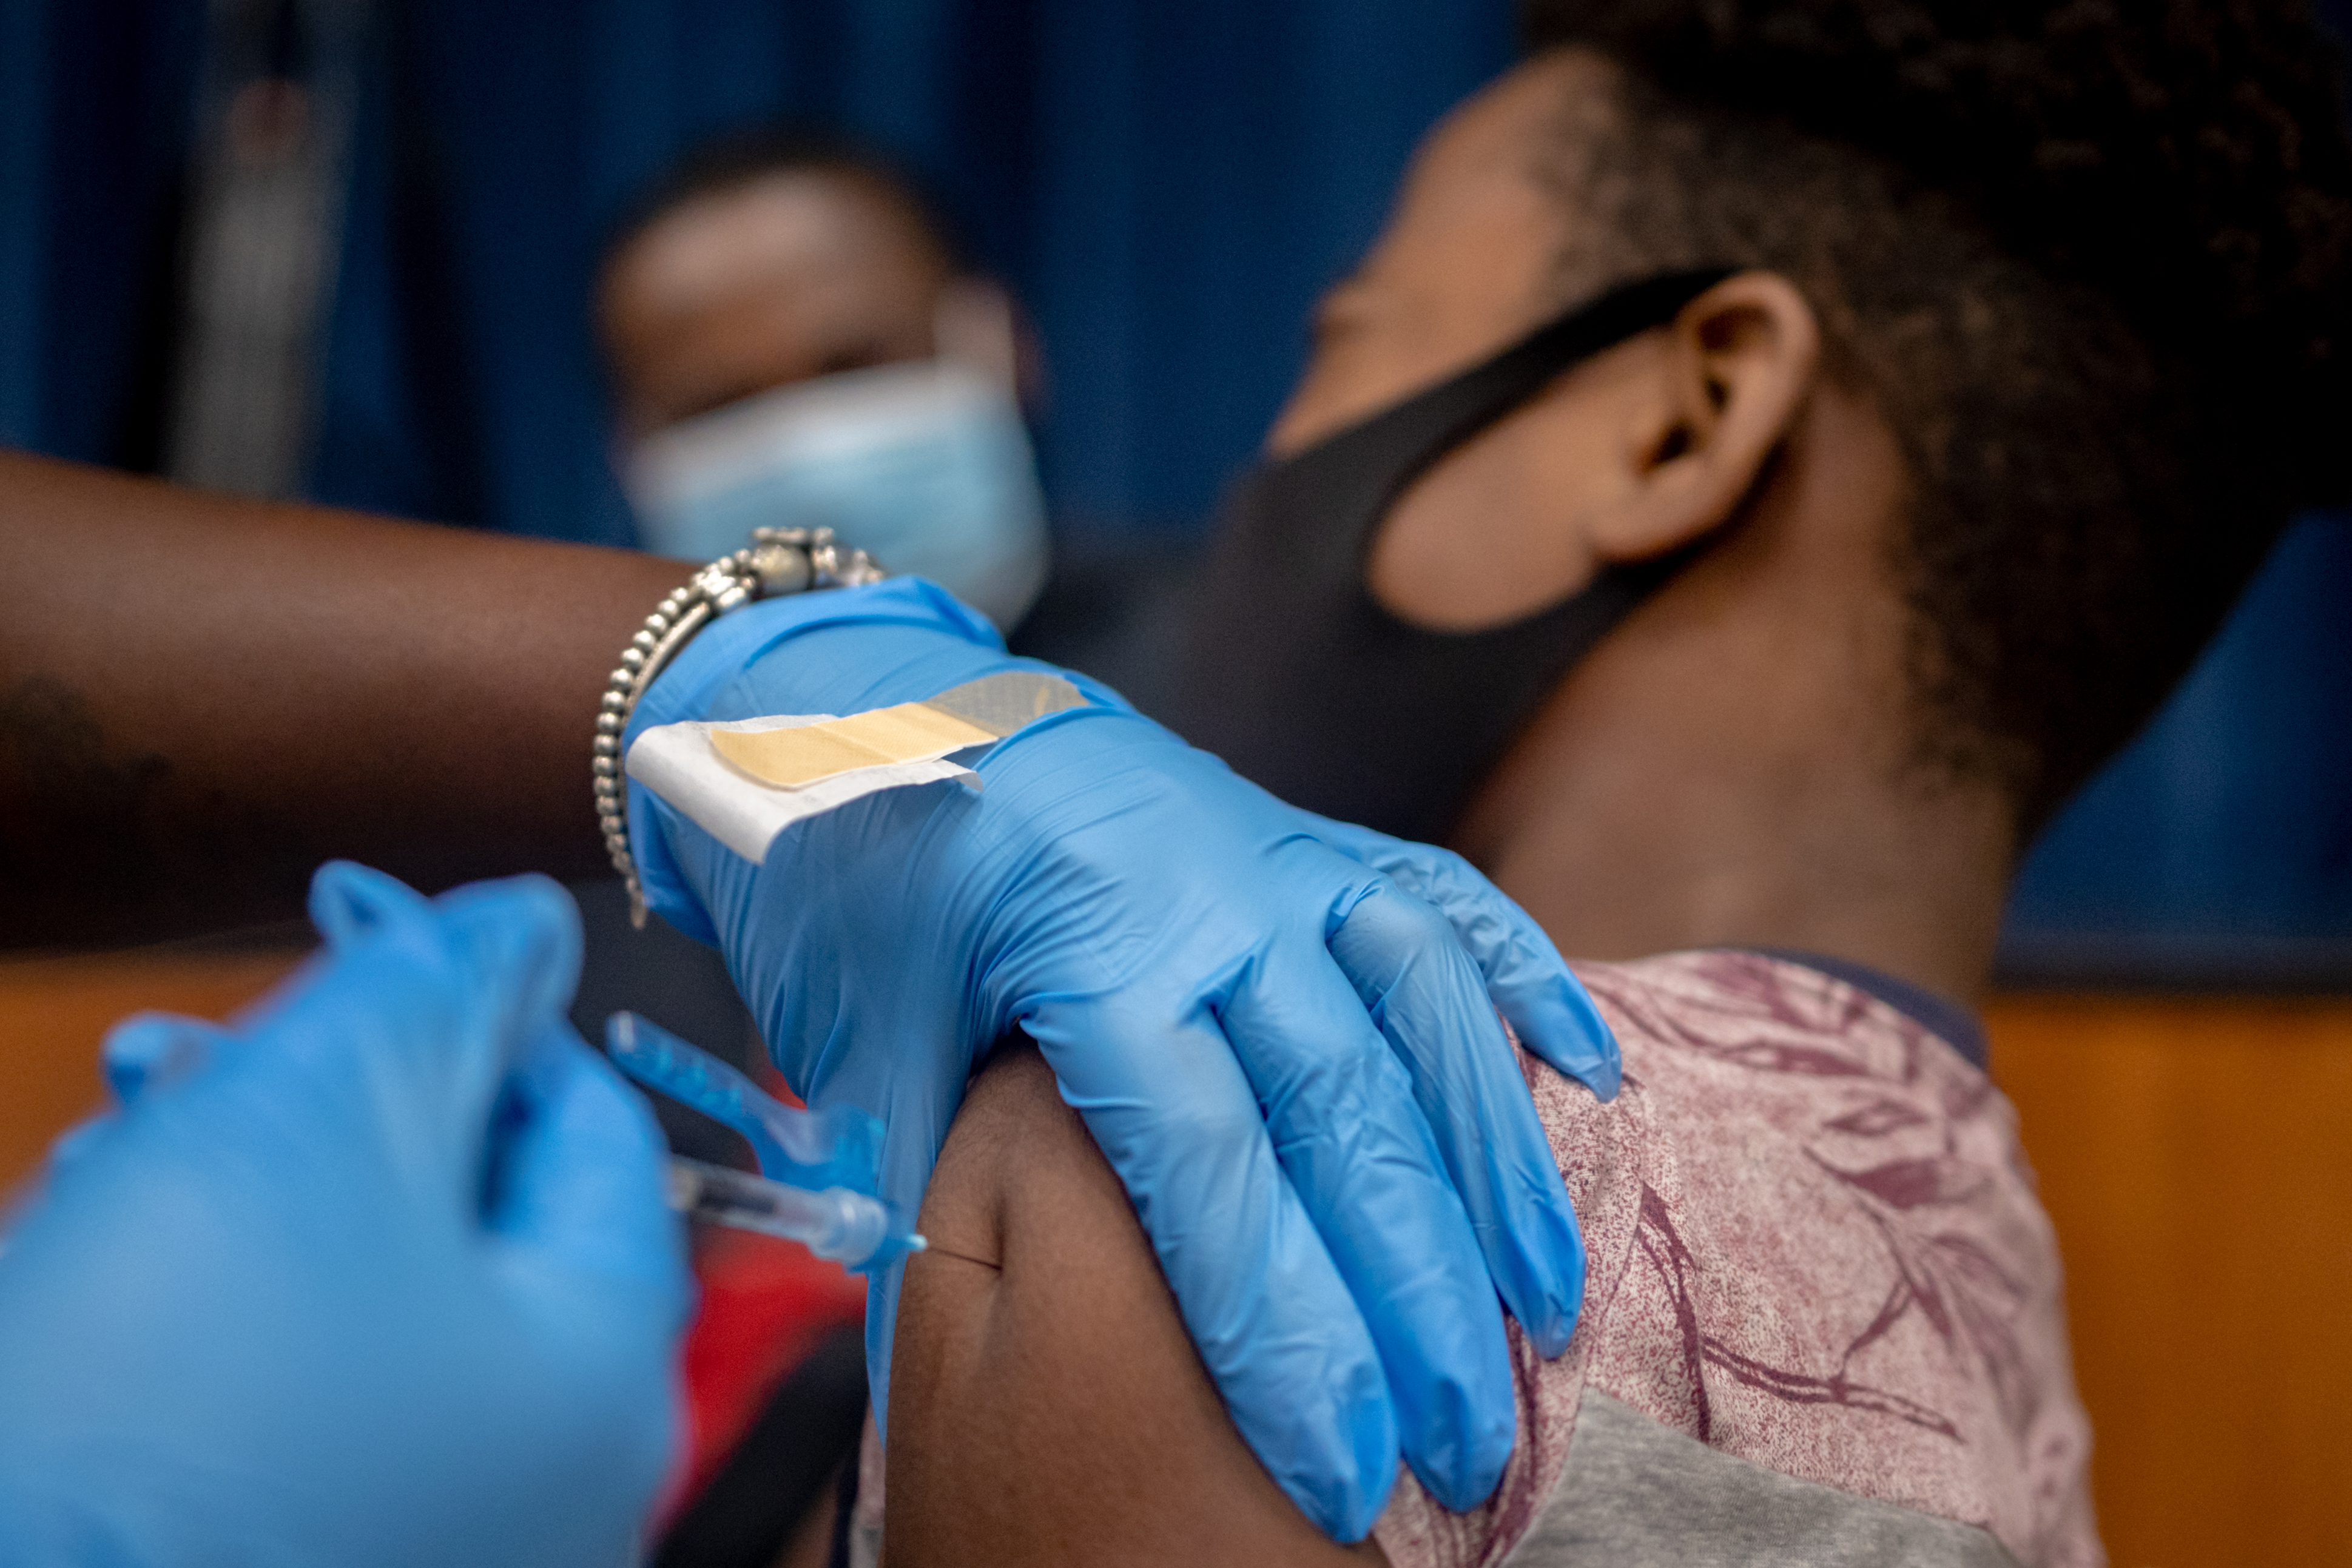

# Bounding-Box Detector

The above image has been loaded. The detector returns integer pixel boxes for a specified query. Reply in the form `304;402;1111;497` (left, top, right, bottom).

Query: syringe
606;1011;926;1273
664;1154;926;1270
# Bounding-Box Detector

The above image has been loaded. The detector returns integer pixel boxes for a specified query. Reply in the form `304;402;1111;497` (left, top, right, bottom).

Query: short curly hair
1518;0;2352;824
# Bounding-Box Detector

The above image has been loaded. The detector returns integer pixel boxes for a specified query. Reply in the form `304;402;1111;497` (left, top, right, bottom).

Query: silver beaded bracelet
595;526;888;929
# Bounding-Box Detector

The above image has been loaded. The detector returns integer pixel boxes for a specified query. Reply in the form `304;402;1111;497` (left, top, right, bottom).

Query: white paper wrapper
625;713;982;863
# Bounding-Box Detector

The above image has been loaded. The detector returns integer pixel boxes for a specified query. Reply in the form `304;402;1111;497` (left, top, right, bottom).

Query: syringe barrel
667;1158;898;1267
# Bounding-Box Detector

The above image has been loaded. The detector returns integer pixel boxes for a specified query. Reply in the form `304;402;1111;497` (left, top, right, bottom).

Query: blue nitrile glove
0;864;689;1568
625;577;1619;1539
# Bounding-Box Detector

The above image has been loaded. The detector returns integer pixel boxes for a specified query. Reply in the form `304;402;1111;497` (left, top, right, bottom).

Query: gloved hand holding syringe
606;1011;934;1271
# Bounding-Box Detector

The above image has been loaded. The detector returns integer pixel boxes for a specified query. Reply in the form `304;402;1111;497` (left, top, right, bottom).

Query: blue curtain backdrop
1;0;2345;977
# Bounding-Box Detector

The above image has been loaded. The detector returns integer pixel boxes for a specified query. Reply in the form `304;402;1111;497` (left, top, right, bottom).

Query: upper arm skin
885;1042;1387;1568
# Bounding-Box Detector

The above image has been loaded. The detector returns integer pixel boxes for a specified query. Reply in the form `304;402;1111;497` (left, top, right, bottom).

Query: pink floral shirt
1373;951;2101;1568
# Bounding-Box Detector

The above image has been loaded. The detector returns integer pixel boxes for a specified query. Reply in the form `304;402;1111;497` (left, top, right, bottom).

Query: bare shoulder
885;1041;1386;1568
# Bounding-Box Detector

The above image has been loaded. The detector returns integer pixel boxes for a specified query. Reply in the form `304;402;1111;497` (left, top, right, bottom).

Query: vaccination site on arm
2;2;2350;1566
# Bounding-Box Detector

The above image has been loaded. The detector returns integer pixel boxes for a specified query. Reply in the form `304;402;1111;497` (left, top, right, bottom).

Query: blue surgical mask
625;360;1052;630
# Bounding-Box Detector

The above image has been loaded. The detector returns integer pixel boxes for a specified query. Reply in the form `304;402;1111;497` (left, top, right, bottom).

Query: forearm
0;451;684;947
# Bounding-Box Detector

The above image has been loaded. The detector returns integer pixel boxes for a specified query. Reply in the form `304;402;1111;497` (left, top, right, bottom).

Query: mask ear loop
1170;269;1742;843
1322;269;1742;639
1303;268;1741;551
1352;265;1742;667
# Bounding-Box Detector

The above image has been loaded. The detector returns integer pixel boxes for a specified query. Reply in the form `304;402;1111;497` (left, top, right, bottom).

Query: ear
1586;271;1821;564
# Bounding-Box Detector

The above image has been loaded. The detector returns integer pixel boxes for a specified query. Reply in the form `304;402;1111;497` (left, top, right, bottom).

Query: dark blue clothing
1747;949;1988;1073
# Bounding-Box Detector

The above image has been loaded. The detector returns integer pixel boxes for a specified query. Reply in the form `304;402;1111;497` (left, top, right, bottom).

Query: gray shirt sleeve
1500;1390;2022;1568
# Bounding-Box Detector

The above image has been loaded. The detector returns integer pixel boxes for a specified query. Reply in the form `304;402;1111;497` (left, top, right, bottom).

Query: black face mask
1165;269;1733;845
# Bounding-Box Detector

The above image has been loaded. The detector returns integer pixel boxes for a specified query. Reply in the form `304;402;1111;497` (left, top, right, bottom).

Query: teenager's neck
1459;684;2013;1006
1451;468;2017;1008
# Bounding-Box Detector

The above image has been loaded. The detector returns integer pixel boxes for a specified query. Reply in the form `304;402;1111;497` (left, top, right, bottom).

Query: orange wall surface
0;949;305;1187
2;958;2347;1563
1984;994;2352;1568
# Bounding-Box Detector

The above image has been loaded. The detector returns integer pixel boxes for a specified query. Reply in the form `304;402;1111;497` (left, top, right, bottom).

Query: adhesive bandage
625;671;1089;863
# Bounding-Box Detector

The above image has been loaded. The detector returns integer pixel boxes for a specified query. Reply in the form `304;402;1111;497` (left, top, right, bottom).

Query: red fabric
666;1072;868;1513
668;1226;868;1512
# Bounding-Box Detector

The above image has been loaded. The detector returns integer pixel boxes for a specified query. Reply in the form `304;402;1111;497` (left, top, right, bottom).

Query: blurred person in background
599;134;1050;634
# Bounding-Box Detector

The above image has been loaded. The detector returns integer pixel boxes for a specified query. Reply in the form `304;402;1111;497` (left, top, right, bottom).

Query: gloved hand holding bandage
624;576;1621;1539
0;864;689;1568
